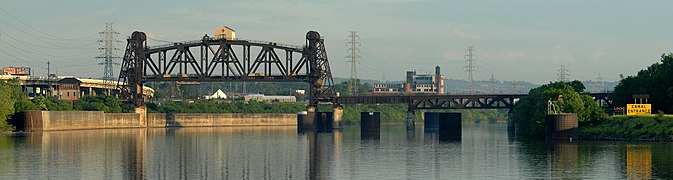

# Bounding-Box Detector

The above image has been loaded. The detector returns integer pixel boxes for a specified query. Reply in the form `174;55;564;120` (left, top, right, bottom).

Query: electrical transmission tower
489;74;496;94
97;22;121;95
465;46;477;95
596;73;604;93
557;65;570;82
346;31;361;95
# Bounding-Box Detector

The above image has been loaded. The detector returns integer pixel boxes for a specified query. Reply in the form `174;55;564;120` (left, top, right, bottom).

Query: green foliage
147;81;310;100
611;53;673;113
333;79;373;96
341;104;409;125
581;115;673;141
458;109;508;123
512;81;607;137
77;95;128;113
32;96;73;111
148;100;306;114
0;81;18;131
14;99;39;112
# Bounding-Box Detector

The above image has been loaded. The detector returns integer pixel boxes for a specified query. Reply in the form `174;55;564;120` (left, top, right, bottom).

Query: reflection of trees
549;141;579;177
652;144;673;179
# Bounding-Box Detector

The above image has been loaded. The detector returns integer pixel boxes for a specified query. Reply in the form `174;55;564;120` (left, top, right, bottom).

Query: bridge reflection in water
0;126;671;179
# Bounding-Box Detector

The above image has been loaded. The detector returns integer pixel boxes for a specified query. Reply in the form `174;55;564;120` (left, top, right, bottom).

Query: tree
611;53;673;113
77;95;125;113
333;79;373;96
0;81;17;131
32;96;73;111
512;81;606;137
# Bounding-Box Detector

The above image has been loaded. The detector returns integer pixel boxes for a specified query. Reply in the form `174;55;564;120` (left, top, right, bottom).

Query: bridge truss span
335;93;612;110
410;94;525;110
118;31;335;106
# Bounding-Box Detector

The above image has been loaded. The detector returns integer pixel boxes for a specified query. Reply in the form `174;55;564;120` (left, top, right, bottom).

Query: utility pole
465;46;477;95
557;65;570;82
47;61;50;96
346;31;361;95
97;22;121;95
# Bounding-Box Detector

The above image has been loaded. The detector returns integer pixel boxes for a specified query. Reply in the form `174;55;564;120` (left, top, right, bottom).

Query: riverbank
580;115;673;141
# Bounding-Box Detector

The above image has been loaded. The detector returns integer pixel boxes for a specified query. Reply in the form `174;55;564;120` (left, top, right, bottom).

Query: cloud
549;45;576;63
591;51;604;62
495;50;529;61
440;29;483;40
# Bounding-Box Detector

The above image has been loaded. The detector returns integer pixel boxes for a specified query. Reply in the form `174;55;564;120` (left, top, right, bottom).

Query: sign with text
627;104;651;115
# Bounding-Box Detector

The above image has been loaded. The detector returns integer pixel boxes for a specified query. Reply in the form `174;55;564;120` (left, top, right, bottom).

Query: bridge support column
438;112;461;141
135;105;147;128
406;110;415;130
361;112;380;140
333;105;343;129
298;106;318;131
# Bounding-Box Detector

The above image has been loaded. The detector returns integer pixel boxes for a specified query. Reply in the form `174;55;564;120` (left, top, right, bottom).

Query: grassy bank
581;115;673;141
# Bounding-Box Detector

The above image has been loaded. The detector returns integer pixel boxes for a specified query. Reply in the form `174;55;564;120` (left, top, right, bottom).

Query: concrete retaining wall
21;111;297;132
105;113;142;128
147;113;296;128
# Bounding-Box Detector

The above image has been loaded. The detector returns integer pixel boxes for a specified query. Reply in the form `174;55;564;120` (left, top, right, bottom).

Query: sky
0;0;671;84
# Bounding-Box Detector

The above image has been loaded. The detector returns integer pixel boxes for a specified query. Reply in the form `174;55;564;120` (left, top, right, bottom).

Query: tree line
611;53;673;113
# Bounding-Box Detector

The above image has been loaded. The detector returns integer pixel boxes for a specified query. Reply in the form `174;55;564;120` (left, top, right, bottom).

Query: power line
96;22;121;95
0;7;97;41
465;46;477;95
346;31;361;95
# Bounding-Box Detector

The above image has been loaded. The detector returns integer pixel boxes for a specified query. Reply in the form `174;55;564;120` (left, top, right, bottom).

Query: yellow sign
627;104;651;115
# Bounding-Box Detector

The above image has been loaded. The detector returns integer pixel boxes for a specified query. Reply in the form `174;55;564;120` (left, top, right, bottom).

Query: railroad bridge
116;30;613;129
117;31;335;108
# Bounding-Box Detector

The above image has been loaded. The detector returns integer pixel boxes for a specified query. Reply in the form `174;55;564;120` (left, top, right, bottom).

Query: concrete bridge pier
406;110;415;130
135;105;147;128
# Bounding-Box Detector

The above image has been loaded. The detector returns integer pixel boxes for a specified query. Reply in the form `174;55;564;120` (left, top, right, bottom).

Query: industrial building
244;94;296;103
372;66;444;95
214;26;236;40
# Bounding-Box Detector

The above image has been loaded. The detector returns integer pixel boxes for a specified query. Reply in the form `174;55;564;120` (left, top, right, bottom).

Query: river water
0;124;671;179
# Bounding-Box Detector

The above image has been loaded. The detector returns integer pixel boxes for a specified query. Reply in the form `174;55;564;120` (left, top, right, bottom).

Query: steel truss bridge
117;31;335;107
116;30;613;111
335;93;612;110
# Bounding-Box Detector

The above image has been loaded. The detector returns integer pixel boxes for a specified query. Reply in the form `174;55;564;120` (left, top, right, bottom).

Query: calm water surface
0;124;671;179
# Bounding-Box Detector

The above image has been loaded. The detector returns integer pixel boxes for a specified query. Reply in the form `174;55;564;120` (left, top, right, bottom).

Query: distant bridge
0;75;154;98
335;93;612;110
